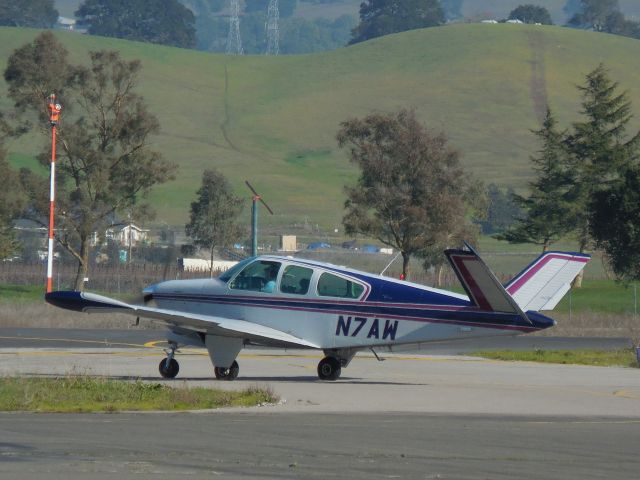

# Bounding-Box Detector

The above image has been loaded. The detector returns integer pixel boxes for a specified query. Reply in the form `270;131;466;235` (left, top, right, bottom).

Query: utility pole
245;181;274;257
46;94;61;293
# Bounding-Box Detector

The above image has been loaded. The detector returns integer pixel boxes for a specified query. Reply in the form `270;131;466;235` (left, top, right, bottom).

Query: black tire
214;360;239;380
159;358;179;379
317;356;341;381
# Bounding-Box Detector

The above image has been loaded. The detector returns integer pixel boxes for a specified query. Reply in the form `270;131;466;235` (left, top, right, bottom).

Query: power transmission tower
266;0;279;55
226;0;243;55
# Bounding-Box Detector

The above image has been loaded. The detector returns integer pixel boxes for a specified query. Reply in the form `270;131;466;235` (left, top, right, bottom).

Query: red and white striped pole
46;94;62;293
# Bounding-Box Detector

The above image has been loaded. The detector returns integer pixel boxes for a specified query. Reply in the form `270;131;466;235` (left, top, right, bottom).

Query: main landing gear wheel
159;358;179;379
317;356;341;381
214;361;239;380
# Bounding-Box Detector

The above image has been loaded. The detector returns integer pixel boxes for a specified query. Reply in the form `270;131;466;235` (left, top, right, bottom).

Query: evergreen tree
498;109;574;252
509;4;553;24
185;170;244;276
478;184;522;235
349;0;444;45
441;0;463;21
591;164;640;281
76;0;196;48
565;64;640;254
0;0;58;28
568;0;620;31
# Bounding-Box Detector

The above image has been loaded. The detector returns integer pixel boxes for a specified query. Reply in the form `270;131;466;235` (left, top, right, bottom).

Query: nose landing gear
159;342;180;379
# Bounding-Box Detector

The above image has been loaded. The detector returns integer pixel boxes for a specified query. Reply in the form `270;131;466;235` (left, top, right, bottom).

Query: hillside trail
527;30;549;123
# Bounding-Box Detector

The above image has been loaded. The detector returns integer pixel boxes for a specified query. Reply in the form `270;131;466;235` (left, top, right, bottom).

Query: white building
91;224;149;247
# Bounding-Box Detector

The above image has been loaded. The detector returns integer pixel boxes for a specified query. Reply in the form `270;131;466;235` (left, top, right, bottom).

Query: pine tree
591;164;640;281
185;170;244;276
498;109;574;252
565;64;640;254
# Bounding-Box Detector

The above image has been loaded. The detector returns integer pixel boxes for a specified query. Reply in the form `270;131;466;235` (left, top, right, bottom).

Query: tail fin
445;244;531;325
504;251;590;311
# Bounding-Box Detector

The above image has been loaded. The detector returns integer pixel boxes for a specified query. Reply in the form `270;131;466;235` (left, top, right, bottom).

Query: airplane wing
45;291;320;349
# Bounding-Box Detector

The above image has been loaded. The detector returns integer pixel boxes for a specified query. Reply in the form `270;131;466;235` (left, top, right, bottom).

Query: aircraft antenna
266;0;279;55
380;251;402;276
245;180;274;256
226;0;244;55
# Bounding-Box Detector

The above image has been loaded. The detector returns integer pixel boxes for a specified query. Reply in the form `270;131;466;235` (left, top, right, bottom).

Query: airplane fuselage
146;255;548;352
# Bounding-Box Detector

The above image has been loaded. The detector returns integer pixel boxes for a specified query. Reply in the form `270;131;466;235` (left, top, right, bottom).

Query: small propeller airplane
45;243;589;381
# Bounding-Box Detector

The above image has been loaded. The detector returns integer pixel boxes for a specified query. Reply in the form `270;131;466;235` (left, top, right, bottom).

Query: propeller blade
259;197;274;215
245;180;274;214
245;180;259;197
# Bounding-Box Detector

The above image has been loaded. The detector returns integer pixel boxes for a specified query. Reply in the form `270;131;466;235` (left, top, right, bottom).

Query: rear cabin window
229;260;281;293
279;265;313;295
317;273;364;299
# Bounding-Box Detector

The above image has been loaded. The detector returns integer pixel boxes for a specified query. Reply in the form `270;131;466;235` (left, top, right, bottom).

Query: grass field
1;24;640;231
0;376;277;412
472;348;639;368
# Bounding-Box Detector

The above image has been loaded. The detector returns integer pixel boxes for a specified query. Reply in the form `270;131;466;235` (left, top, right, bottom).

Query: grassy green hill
1;24;640;230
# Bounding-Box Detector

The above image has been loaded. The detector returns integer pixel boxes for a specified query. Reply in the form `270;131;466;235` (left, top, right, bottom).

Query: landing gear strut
317;356;341;381
214;360;239;380
159;342;179;379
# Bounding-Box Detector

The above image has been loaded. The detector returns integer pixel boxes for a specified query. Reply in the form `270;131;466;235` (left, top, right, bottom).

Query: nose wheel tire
214;360;239;380
159;358;179;379
317;356;341;381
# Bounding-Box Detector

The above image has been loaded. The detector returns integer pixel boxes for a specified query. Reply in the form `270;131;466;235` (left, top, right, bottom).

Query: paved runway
0;330;638;478
1;412;638;479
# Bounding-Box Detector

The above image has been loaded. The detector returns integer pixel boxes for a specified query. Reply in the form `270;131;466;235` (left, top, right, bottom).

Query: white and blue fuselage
46;247;589;380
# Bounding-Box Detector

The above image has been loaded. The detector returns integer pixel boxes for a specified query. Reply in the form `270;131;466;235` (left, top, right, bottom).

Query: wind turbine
245;180;274;257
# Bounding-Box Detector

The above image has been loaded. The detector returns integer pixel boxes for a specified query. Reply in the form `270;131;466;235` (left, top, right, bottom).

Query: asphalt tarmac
0;329;638;479
1;412;638;479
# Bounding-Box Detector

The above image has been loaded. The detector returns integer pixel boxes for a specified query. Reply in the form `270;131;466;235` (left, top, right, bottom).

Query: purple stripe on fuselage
151;293;538;332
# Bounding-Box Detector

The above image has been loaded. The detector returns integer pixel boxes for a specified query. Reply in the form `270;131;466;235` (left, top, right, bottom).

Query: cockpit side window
279;265;313;295
317;272;365;299
229;260;281;293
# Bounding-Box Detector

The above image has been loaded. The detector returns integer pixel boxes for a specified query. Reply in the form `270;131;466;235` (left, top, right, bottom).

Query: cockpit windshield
229;260;282;292
218;257;255;283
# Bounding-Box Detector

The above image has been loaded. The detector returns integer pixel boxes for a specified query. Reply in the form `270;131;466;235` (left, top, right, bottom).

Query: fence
0;250;611;294
0;262;218;294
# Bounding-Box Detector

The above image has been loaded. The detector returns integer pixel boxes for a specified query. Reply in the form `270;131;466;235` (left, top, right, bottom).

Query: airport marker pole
46;94;62;293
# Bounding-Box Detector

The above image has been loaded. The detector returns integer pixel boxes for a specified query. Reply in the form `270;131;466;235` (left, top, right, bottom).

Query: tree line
4;1;640;55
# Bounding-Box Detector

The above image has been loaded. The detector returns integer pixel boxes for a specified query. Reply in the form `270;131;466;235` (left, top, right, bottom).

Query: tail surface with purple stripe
505;251;590;311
